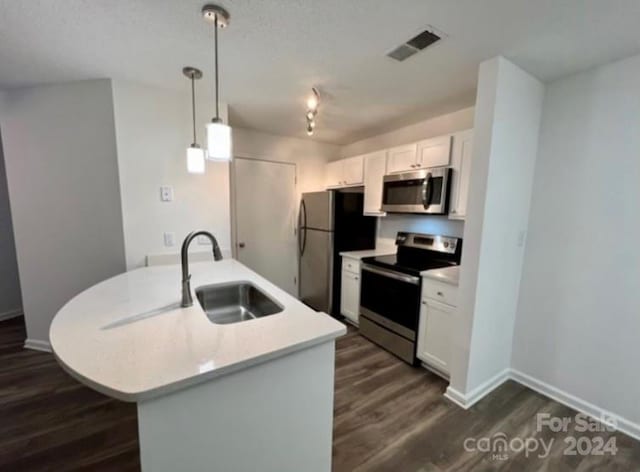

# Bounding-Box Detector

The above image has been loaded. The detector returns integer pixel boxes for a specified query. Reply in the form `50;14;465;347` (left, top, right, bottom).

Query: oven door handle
361;263;420;285
421;172;433;210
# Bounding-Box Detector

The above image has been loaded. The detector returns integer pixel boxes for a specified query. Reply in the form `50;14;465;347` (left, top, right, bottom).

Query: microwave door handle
422;173;433;209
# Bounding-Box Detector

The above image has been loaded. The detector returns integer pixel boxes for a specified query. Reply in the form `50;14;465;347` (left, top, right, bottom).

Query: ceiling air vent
387;27;442;62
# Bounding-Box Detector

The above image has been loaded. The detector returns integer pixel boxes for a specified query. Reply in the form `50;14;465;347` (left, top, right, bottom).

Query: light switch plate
163;232;176;247
160;186;174;202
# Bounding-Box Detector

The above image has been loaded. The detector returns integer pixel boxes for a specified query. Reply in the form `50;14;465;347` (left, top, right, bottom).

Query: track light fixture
305;87;320;136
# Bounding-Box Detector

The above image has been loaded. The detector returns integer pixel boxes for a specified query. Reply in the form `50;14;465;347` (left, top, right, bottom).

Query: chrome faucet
181;230;223;307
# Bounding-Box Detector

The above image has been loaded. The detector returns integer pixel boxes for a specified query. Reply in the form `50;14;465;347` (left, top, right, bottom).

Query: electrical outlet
197;235;212;245
163;232;176;247
160;186;174;202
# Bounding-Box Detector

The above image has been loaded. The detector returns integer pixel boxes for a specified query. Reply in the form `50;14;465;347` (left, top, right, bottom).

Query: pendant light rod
202;4;230;123
214;14;219;120
182;66;203;145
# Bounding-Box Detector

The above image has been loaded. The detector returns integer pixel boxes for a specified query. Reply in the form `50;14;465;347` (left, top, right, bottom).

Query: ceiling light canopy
202;4;232;161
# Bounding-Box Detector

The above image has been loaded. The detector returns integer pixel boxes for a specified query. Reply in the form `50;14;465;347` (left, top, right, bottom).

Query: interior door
234;158;297;295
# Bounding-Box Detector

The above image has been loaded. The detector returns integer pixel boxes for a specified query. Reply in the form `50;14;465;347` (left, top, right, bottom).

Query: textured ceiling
1;0;639;143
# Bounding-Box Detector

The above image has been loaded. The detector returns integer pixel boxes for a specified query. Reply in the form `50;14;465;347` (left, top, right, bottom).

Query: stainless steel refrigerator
298;190;376;315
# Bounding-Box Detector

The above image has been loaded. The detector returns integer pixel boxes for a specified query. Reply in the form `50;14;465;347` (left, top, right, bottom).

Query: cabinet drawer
422;279;457;306
343;258;360;275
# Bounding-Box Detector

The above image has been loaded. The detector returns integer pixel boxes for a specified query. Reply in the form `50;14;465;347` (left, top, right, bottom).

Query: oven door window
383;179;425;205
360;269;420;331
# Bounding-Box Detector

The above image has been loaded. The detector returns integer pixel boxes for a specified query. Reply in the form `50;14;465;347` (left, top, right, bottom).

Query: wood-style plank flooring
1;317;638;471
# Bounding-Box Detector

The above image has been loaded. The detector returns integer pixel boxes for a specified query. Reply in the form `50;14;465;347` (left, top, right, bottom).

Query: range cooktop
362;232;462;277
363;254;457;277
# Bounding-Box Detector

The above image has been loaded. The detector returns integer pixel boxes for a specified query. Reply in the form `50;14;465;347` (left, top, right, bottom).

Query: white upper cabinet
326;156;364;188
343;155;364;185
416;135;452;168
449;129;473;220
386;143;418;174
326;161;343;188
363;151;387;216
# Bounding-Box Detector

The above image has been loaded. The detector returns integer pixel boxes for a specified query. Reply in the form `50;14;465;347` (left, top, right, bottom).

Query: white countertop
50;260;346;402
421;265;461;285
339;248;396;259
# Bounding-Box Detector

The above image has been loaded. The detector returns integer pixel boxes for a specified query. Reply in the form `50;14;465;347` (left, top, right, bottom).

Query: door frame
230;155;299;291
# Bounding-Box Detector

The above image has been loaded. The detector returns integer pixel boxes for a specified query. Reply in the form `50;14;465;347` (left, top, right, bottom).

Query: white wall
0;127;22;318
449;57;544;396
111;80;231;269
339;107;474;250
512;53;640;426
0;80;126;344
339;107;475;158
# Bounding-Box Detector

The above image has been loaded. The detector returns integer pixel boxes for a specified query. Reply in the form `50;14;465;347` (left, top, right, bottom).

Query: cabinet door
449;130;473;219
387;144;418;174
326;161;344;188
417;298;455;375
363;151;387;216
343;155;364;185
340;269;361;324
416;135;452;168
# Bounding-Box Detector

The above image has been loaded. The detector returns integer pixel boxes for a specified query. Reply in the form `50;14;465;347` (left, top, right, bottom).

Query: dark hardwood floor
1;317;638;471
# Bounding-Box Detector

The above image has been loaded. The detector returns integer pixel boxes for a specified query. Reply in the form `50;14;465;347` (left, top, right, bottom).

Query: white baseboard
444;368;510;409
0;309;22;322
24;338;52;353
510;369;640;442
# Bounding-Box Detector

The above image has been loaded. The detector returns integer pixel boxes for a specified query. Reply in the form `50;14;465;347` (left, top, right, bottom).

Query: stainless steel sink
195;281;284;324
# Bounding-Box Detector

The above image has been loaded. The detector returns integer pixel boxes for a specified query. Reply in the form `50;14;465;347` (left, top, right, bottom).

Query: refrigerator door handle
299;200;308;256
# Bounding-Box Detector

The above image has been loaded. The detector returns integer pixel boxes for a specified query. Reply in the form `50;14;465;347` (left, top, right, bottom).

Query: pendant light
183;67;206;174
202;4;232;161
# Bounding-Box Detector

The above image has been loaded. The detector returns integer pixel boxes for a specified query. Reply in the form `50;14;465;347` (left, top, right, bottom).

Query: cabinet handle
437;291;444;296
451;210;457;214
422;300;426;305
355;277;359;280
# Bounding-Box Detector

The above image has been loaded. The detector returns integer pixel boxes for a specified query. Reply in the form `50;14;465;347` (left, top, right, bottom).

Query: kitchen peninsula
50;259;346;472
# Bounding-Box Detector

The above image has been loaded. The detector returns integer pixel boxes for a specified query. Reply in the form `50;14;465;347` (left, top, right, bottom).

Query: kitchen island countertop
50;259;346;402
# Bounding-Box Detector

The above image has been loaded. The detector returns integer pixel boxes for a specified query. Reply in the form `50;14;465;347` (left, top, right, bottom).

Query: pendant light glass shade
206;121;232;161
187;145;206;174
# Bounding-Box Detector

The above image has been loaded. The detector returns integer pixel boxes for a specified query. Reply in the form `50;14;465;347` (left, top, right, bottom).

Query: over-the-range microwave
381;168;452;214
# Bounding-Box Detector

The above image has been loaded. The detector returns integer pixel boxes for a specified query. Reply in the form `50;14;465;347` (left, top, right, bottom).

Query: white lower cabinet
340;257;361;324
417;279;458;377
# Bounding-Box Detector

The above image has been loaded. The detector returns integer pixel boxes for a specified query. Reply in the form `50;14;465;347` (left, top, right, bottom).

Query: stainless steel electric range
359;232;462;365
